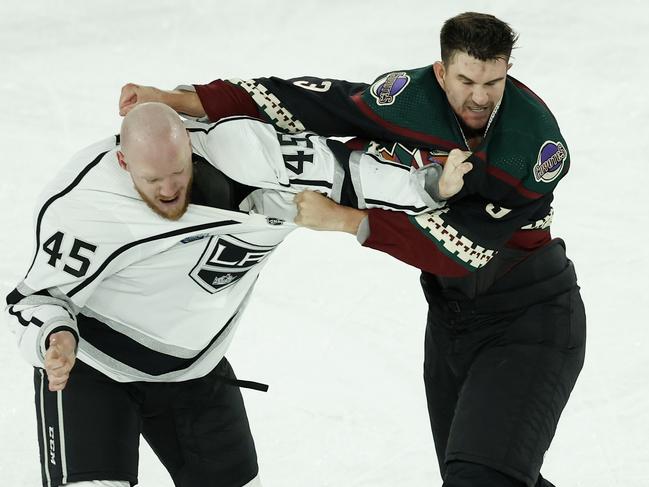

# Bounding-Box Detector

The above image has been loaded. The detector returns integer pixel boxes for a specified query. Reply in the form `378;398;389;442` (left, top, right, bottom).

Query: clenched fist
119;83;166;116
118;83;206;118
44;330;77;392
294;191;366;234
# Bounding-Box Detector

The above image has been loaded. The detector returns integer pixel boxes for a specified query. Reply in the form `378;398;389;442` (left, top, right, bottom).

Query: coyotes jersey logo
367;141;448;169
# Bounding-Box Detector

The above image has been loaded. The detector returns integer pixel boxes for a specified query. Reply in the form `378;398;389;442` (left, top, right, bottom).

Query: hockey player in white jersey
5;102;471;487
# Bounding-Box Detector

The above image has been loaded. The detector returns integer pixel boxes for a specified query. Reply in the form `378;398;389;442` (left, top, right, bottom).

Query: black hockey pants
421;240;586;486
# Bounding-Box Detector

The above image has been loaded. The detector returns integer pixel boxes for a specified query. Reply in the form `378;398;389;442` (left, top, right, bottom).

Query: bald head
118;102;193;220
120;102;190;166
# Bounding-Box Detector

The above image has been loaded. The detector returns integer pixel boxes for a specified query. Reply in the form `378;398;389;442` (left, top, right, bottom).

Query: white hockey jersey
6;116;443;383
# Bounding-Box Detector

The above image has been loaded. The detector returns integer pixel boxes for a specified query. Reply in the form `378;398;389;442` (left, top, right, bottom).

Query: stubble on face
134;168;193;221
436;53;509;134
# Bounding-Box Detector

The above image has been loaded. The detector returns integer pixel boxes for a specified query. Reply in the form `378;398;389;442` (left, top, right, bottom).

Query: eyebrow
142;168;185;182
457;74;506;84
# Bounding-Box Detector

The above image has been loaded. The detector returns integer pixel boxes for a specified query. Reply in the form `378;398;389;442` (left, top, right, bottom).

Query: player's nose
471;87;489;106
158;178;177;198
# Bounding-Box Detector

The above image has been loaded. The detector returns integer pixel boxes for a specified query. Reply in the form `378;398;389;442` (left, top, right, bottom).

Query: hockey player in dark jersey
118;11;586;487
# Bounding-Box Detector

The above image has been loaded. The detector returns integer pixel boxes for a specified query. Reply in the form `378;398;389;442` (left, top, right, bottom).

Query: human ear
433;62;446;89
116;151;129;171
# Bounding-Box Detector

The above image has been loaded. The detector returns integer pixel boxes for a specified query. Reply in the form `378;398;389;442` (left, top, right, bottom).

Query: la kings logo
189;236;276;294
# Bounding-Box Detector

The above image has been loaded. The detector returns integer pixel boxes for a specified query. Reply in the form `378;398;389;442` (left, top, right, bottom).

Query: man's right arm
120;75;390;140
6;287;79;369
5;220;91;375
5;140;127;388
193;76;377;137
7;285;78;391
5;198;117;389
119;83;210;118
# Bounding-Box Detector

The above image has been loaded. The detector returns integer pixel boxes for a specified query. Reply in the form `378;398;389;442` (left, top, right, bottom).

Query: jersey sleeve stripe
6;288;26;306
363;210;470;277
289;179;333;189
486;165;543;199
8;306;44;328
350;94;458;150
364;199;428;212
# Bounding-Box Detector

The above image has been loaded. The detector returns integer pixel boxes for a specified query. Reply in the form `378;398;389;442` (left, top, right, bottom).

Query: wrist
339;207;367;234
46;327;79;350
164;90;204;117
438;182;450;200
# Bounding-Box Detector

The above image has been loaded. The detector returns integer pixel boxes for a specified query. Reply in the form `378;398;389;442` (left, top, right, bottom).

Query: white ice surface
1;1;648;486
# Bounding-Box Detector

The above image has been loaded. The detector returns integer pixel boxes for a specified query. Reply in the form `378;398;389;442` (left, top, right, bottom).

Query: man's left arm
296;133;569;277
187;117;471;220
295;148;473;231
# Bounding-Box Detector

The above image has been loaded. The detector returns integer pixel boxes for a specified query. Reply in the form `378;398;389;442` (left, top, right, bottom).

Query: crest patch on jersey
426;150;449;166
266;217;284;226
370;72;410;106
370;141;445;168
533;141;567;183
181;233;210;244
189;236;276;294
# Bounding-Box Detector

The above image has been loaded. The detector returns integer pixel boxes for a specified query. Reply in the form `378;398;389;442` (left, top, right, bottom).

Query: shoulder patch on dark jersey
369;72;411;106
533;140;568;183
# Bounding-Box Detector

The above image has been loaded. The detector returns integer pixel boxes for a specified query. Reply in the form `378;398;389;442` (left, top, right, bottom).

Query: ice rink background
1;1;648;486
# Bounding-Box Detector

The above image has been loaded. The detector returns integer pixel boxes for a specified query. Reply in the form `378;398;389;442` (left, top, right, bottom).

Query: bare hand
119;83;166;116
438;149;473;199
294;191;366;234
119;83;206;118
44;331;77;392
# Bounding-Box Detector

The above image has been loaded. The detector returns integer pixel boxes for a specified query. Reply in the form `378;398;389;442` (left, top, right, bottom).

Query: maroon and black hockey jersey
191;66;570;296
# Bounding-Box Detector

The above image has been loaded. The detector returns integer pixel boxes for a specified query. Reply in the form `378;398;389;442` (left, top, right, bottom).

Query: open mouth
159;195;180;205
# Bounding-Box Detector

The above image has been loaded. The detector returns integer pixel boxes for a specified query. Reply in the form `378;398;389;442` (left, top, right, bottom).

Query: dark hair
440;12;518;64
